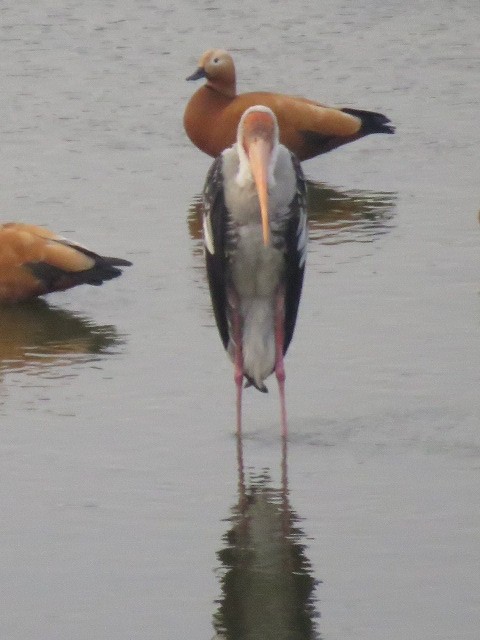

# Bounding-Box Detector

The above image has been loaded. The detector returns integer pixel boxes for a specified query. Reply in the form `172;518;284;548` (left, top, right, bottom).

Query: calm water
1;2;479;639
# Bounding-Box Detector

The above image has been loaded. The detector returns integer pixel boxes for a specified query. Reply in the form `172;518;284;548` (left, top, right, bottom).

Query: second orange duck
184;49;394;162
0;223;131;303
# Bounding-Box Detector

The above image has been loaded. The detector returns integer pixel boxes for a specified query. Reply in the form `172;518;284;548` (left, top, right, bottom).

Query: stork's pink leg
234;345;243;434
274;289;288;436
230;294;244;434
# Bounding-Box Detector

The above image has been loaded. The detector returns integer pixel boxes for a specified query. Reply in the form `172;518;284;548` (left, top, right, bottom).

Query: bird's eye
213;57;219;63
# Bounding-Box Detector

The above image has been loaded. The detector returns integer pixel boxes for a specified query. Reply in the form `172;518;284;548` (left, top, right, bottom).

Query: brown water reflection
306;181;396;245
188;180;396;253
213;435;320;640
0;300;124;376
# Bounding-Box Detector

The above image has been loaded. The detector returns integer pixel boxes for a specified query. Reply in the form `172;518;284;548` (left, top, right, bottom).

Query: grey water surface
0;2;479;639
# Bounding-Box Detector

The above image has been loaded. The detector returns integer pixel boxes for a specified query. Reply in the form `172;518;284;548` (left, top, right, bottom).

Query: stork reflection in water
213;434;320;639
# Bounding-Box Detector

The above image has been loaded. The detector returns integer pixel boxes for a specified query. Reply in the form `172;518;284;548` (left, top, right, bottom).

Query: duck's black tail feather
341;108;395;135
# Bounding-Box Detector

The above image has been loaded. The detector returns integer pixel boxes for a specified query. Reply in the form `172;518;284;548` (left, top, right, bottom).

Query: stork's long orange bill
246;137;271;247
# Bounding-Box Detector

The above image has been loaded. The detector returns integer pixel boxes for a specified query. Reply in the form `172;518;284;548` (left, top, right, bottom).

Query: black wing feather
202;155;230;350
283;153;308;355
25;237;131;291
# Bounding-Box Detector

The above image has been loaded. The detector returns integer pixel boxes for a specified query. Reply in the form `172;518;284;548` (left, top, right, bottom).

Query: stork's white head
236;106;280;247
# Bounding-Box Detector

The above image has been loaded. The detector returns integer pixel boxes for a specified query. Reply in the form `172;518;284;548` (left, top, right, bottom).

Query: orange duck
184;49;394;161
0;222;131;303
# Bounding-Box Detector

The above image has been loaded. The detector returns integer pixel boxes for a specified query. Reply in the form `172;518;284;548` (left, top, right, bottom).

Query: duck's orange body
184;49;394;162
0;223;131;303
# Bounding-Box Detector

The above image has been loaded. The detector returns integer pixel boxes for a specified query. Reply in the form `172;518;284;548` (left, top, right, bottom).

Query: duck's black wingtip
342;107;395;135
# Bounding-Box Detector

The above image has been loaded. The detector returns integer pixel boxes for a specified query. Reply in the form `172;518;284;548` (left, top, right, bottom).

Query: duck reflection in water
188;179;396;255
306;181;396;245
212;435;320;640
0;299;124;376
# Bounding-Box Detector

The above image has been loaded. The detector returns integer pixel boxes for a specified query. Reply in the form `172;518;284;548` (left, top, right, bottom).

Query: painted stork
0;222;131;303
185;49;394;161
202;105;308;435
